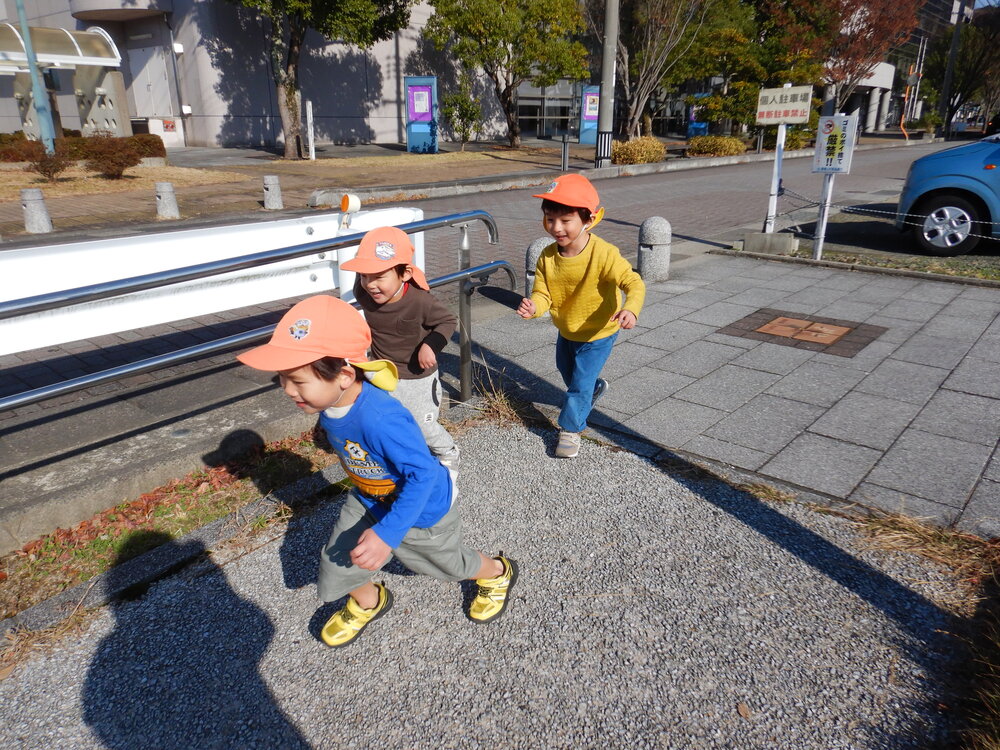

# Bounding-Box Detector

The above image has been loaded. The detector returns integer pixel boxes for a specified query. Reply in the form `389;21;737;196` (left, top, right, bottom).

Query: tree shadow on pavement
460;342;965;748
82;531;311;749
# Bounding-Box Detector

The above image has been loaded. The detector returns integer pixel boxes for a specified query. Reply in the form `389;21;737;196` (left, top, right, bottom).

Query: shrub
131;133;166;158
611;136;666;165
0;131;26;148
687;135;746;157
24;150;73;182
0;138;43;162
84;132;142;179
761;128;810;151
441;74;482;151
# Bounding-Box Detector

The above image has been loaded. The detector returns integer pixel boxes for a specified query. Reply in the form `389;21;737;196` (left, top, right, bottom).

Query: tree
424;0;589;148
229;0;411;159
441;72;483;150
821;0;922;112
924;5;1000;132
585;0;715;139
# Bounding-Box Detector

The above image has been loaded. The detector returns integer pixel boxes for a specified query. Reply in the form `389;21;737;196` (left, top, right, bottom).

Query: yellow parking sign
813;115;858;174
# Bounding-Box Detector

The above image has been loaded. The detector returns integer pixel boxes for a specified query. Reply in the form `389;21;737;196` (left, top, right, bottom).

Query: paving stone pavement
470;253;1000;537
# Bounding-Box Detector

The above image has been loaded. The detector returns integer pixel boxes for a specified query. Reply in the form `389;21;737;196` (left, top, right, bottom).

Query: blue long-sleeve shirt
318;382;452;548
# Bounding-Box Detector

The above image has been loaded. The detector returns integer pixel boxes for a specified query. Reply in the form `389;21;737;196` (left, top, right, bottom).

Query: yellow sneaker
467;556;518;624
320;583;393;648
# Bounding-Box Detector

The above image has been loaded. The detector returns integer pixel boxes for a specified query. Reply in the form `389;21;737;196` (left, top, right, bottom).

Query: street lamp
595;0;619;168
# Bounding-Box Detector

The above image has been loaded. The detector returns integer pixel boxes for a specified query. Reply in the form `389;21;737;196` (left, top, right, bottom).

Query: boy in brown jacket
342;226;462;469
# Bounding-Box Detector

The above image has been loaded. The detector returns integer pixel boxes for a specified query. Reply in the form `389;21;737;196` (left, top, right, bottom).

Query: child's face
542;208;588;249
359;266;412;304
278;364;355;413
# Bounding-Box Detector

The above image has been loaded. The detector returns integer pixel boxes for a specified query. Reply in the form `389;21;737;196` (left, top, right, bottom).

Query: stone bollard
524;236;551;297
263;175;283;210
637;216;671;281
21;188;53;234
155;182;180;220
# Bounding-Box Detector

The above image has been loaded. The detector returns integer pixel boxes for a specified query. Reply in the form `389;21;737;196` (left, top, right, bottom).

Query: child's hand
517;297;536;318
417;343;437;370
612;309;637;329
351;528;391;571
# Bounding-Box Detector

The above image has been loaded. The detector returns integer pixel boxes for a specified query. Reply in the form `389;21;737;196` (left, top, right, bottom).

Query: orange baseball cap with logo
236;295;398;389
532;173;605;230
340;226;430;291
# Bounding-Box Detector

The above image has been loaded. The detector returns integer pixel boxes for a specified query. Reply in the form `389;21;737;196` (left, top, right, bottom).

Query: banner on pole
812;115;858;174
755;85;812;125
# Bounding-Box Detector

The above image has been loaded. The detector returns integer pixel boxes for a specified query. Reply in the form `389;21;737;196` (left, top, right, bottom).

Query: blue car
896;135;1000;255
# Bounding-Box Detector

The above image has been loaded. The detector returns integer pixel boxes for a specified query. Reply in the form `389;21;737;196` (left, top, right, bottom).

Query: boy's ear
339;364;359;385
400;265;415;282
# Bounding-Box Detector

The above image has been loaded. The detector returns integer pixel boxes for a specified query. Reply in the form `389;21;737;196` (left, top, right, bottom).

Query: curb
710;248;1000;289
309;138;930;207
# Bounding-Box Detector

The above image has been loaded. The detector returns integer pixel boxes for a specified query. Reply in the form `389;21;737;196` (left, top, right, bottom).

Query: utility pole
595;0;619;168
15;0;56;154
937;0;971;138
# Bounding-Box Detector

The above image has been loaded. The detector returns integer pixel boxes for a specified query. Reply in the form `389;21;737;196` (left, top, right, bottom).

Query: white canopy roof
0;25;121;72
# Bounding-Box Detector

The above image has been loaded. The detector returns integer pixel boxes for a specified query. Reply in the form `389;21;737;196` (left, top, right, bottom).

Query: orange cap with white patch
340;226;429;290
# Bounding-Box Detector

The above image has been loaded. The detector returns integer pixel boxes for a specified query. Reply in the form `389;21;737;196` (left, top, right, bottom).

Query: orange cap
340;226;429;291
532;174;600;213
237;295;371;371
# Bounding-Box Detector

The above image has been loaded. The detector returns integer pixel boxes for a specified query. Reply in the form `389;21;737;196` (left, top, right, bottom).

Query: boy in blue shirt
237;295;517;648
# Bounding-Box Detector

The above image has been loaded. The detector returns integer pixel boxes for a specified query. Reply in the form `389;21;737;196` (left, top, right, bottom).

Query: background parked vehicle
896;135;1000;255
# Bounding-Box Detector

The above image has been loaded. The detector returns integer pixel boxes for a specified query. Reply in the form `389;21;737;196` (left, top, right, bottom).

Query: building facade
0;0;507;148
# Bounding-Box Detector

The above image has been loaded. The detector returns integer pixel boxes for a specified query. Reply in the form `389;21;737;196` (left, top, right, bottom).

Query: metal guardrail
0;212;513;411
0;210;499;321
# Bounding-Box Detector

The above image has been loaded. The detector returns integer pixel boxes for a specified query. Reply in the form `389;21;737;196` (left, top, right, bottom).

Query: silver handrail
0;210;499;320
0;261;517;412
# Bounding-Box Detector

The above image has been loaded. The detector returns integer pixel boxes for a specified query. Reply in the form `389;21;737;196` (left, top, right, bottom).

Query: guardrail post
561;134;570;171
155;182;180;220
263;175;283;210
524;237;549;296
638;216;671;281
21;188;53;234
458;223;472;400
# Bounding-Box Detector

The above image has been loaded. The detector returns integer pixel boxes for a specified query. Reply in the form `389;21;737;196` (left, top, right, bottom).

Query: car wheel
912;194;982;256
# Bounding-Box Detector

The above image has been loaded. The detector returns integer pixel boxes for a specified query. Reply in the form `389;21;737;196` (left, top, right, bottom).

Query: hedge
0;132;165;163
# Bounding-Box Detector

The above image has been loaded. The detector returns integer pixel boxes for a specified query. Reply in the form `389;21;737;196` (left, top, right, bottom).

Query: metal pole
813;173;836;260
561;133;569;171
306;100;315;160
763;83;792;233
938;0;968;138
15;0;55;154
458;223;472;401
595;0;619;168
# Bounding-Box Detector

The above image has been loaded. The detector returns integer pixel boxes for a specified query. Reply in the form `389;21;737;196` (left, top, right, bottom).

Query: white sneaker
555;431;581;458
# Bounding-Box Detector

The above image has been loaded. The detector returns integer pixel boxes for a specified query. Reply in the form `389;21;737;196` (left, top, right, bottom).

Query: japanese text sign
755;86;812;125
812;115;858;174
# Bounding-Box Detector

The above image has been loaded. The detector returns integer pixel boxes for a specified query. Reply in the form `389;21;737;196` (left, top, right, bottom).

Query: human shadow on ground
82;531;311;748
458;340;965;748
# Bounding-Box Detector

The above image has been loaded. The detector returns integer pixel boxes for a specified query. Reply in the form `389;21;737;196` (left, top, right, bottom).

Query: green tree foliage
440;73;483;150
924;5;1000;132
228;0;411;158
424;0;588;148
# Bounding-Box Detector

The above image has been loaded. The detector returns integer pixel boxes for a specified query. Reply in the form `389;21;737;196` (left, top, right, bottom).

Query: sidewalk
3;132;997;558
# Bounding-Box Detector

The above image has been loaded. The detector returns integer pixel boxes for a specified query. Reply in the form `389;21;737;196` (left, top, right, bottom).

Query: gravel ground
0;422;966;749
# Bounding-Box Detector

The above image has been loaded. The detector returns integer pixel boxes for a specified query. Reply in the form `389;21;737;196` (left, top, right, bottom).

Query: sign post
757;83;812;233
811;114;858;260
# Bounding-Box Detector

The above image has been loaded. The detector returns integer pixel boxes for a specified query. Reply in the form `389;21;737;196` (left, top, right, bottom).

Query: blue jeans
555;332;617;433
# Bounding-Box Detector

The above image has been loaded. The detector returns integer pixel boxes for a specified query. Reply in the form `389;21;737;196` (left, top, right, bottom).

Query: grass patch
736;482;797;504
789;248;1000;282
0;164;249;202
0;429;338;622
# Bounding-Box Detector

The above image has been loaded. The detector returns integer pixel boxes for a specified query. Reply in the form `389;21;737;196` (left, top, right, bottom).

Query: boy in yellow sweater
517;174;645;458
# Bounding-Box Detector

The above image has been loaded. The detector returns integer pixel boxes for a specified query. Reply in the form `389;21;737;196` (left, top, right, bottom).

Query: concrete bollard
155;182;180;220
524;236;551;297
637;216;671;281
21;189;53;234
263;175;283;210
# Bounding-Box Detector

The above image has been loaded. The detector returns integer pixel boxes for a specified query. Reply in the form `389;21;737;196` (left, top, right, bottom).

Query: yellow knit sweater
529;233;646;342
